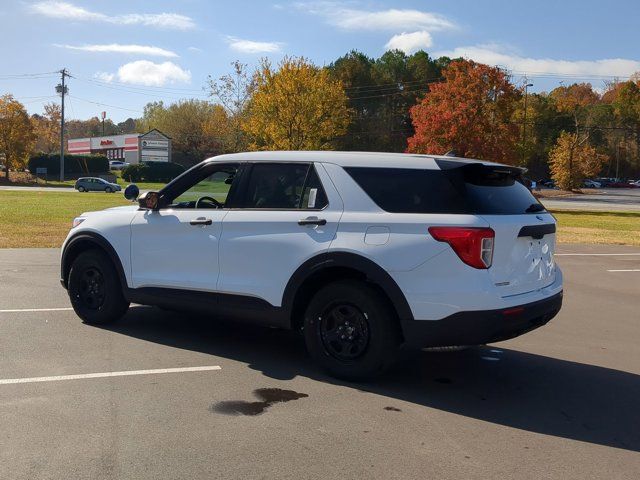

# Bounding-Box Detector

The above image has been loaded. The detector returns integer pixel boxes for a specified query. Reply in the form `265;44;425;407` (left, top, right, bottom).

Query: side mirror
124;184;140;201
138;191;160;210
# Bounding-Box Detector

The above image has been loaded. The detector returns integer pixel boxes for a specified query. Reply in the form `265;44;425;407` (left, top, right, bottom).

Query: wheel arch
283;252;414;333
61;232;127;290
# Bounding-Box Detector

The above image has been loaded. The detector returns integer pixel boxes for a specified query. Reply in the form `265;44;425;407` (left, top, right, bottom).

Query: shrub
121;163;146;182
28;154;108;177
121;162;185;183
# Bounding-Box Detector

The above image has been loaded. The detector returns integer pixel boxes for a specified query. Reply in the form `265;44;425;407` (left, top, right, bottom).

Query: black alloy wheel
319;303;370;361
68;249;129;324
78;266;106;310
304;280;399;381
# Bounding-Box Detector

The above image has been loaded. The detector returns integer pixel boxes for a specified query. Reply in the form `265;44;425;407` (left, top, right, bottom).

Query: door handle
298;217;327;226
190;217;212;226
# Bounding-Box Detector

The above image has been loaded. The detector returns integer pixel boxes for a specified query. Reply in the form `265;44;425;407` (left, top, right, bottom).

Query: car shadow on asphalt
101;305;640;453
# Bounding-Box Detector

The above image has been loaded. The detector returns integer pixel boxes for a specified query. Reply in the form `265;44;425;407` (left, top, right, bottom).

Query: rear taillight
428;226;495;269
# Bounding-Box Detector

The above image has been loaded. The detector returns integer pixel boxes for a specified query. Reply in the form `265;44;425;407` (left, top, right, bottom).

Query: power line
79;75;205;94
68;95;143;114
0;71;60;79
511;70;634;80
76;77;209;100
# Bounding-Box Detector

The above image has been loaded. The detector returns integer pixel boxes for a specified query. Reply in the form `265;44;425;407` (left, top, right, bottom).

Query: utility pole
56;69;70;182
522;81;533;165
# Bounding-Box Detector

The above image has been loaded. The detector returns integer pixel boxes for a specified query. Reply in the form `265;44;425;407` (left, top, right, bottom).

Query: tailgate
481;213;557;297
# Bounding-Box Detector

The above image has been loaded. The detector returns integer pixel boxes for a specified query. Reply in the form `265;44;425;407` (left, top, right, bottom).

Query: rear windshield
344;164;544;215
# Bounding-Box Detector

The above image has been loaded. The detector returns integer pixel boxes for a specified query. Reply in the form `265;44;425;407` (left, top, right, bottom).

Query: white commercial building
67;129;171;164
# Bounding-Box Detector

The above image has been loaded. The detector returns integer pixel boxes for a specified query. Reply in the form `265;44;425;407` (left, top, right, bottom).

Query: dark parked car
74;177;121;193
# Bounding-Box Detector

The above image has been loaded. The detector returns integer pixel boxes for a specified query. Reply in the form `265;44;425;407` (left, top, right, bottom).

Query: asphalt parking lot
1;245;639;479
540;188;640;211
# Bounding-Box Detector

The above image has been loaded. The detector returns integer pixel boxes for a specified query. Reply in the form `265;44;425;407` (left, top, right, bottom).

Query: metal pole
522;82;533;165
59;69;66;182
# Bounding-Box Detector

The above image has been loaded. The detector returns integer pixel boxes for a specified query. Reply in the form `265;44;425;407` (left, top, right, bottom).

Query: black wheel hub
79;267;105;309
319;304;370;361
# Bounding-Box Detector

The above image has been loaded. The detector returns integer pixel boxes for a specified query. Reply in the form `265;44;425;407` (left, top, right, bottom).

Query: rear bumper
400;291;563;348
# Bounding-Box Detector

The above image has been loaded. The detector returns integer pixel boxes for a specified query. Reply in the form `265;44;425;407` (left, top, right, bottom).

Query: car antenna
444;150;457;157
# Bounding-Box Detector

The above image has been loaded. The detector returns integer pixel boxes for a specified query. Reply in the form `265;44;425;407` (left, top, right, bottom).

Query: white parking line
0;307;73;313
555;253;640;256
0;365;222;385
607;269;640;272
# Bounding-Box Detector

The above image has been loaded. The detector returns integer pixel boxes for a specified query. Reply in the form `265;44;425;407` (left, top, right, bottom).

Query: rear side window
345;166;544;215
345;167;466;214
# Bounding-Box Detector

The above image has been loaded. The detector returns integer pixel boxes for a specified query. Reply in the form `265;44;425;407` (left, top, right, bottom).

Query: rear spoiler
435;159;527;176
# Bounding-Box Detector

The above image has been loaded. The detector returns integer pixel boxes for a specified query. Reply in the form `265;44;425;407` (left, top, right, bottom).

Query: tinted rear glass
344;166;544;215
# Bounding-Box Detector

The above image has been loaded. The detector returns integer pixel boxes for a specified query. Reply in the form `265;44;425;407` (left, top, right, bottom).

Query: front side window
243;163;328;210
167;164;239;209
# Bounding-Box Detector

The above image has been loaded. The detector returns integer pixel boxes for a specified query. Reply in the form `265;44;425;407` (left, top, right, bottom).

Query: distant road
541;188;640;212
0;185;76;192
2;185;639;211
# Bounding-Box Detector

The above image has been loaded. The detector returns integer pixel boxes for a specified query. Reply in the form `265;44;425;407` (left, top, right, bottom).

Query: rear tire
68;249;129;325
78;186;85;192
303;280;399;381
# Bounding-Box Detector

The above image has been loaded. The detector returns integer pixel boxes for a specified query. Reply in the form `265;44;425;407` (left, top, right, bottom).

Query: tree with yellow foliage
243;57;350;150
32;102;61;154
0;95;35;180
549;131;607;190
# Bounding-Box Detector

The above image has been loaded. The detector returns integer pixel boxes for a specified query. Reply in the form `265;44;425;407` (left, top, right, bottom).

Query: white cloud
56;43;178;58
188;46;203;53
296;3;455;31
31;1;103;20
96;61;191;87
225;36;283;54
435;44;640;78
118;13;195;30
385;31;433;54
30;1;195;30
94;72;115;83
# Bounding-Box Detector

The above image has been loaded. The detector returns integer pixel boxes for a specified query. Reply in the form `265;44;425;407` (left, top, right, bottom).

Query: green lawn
0;190;130;248
551;210;640;246
1;190;638;248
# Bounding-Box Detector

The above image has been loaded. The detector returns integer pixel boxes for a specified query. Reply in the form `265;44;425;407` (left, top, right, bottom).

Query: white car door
218;162;343;307
130;163;241;291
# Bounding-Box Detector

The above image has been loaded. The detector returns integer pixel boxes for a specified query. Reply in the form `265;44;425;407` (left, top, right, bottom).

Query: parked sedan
583;179;601;188
75;177;121;193
109;160;130;171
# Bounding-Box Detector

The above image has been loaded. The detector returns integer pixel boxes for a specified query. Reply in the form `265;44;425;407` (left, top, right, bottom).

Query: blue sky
2;0;639;122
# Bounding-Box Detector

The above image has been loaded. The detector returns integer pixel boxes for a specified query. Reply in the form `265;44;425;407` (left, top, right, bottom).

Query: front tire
105;187;112;193
68;250;129;325
303;280;399;381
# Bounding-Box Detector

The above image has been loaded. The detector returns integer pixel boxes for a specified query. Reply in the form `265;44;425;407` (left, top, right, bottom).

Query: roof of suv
205;151;508;170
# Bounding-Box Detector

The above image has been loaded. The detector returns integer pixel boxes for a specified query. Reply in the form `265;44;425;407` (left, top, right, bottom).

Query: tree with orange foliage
548;83;605;187
407;60;520;164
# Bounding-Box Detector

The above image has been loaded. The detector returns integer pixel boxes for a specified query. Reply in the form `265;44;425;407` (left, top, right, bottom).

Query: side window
243;163;309;209
169;164;239;209
300;165;328;209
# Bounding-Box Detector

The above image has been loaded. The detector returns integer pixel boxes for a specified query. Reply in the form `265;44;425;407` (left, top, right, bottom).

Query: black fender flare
282;251;414;324
60;232;128;289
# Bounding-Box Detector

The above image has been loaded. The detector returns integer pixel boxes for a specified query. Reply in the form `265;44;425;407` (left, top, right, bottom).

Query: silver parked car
74;177;122;193
109;160;130;171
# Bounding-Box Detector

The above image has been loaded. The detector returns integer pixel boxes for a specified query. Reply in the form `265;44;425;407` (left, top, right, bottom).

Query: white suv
61;151;563;379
